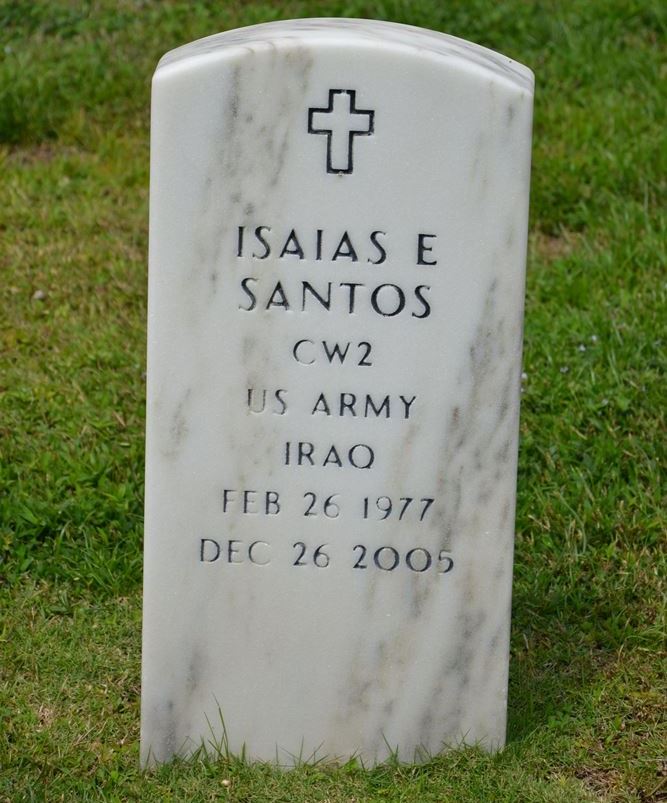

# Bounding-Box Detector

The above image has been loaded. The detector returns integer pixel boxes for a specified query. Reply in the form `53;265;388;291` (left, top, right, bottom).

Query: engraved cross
308;89;374;174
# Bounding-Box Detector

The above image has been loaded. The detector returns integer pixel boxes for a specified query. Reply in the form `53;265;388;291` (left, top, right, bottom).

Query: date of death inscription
199;538;454;576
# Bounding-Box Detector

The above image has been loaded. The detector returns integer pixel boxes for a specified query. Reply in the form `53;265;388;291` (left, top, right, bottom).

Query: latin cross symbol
307;89;374;174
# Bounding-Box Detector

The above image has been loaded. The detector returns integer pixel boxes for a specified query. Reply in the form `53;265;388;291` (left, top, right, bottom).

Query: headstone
141;19;534;767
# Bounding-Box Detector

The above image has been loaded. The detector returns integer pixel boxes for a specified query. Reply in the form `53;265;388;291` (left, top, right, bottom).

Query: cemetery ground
0;1;664;801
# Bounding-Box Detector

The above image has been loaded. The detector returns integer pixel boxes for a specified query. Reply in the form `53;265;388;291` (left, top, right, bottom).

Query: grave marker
141;18;534;766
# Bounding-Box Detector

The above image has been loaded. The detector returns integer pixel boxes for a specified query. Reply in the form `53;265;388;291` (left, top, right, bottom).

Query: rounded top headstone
155;18;534;94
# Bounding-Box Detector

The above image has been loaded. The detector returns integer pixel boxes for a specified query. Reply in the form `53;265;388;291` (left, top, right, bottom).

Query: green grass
0;0;665;800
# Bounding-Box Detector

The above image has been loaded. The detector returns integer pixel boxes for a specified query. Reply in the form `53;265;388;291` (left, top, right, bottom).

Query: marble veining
142;18;533;767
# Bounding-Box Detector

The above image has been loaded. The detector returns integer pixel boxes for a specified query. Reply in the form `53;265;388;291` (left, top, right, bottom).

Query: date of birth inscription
222;489;435;522
199;538;454;576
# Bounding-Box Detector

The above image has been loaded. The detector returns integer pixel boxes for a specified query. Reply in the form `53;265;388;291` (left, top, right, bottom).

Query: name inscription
237;225;436;319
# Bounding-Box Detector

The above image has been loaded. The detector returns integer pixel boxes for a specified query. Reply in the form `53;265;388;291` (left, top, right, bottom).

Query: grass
0;0;665;800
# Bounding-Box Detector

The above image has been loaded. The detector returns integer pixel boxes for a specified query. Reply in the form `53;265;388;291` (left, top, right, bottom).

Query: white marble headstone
141;18;534;767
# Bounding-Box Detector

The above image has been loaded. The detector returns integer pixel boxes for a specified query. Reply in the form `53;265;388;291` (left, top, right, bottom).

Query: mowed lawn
0;1;665;801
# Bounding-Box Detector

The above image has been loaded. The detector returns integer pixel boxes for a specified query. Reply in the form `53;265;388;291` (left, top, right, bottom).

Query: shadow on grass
506;587;623;744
